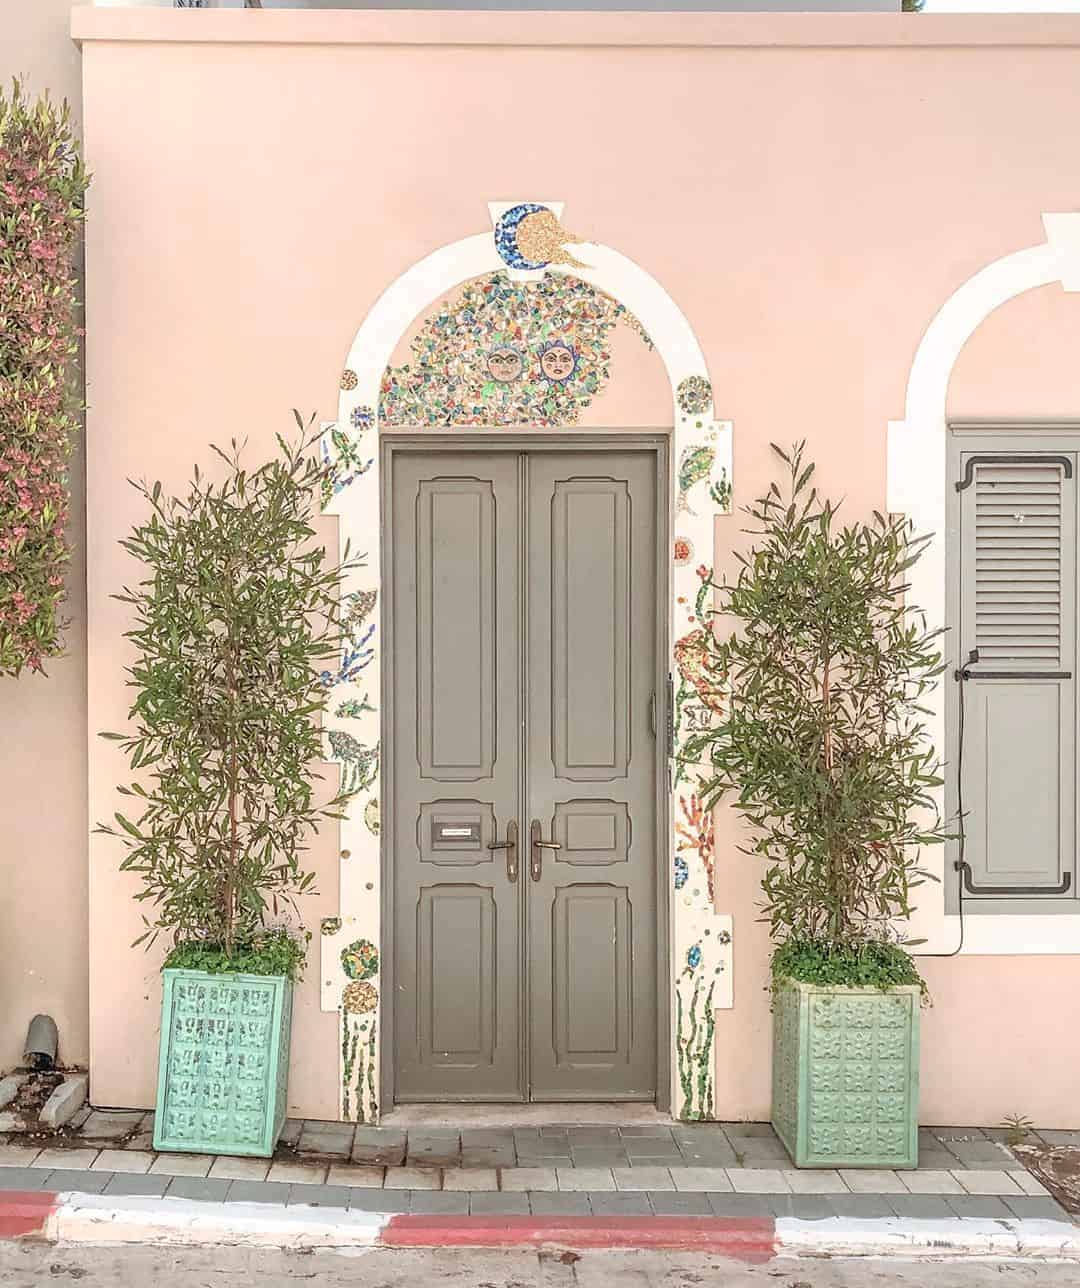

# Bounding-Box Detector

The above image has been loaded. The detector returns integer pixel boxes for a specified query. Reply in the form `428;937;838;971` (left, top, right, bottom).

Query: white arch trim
318;215;734;1122
887;213;1080;956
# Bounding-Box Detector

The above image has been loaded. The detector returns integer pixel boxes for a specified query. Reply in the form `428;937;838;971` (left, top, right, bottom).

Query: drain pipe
24;1015;58;1071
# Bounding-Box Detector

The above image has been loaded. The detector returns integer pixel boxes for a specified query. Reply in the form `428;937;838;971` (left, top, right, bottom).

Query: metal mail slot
432;820;481;845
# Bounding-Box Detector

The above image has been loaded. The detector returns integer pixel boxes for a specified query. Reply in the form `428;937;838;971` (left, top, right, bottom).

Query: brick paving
0;1115;1070;1223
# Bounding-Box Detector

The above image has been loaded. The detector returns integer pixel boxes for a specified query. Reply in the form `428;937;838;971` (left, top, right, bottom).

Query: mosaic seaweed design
341;1014;378;1124
327;731;379;794
379;272;653;428
676;963;717;1122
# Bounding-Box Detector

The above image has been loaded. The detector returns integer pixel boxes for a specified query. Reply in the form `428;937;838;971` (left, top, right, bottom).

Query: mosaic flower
674;855;689;890
673;537;693;567
379;272;652;430
341;938;379;981
686;943;703;971
343;980;378;1015
677;375;712;417
341;369;358;392
321;917;342;936
350;405;374;432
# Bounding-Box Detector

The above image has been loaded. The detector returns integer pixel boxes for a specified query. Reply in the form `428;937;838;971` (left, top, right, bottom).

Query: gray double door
389;446;659;1102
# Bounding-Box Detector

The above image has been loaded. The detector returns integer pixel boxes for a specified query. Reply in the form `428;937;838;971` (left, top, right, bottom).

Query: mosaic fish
676;445;715;516
674;628;724;716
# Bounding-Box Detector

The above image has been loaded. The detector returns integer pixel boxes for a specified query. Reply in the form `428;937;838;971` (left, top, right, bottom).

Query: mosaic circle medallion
677;375;712;416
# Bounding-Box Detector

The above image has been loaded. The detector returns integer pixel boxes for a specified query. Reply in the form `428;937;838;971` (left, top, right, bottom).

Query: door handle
529;819;562;882
488;819;518;883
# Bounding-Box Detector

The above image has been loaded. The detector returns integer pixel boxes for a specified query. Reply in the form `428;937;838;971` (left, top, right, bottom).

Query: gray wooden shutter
958;453;1076;897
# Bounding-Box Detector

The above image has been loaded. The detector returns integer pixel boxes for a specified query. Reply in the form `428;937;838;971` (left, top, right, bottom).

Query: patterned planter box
771;978;920;1169
154;968;292;1157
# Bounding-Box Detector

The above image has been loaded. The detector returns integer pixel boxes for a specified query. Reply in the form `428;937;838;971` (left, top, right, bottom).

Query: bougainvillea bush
0;82;89;676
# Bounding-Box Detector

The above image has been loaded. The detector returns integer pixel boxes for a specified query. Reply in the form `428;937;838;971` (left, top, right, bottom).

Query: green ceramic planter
154;968;292;1157
771;978;920;1169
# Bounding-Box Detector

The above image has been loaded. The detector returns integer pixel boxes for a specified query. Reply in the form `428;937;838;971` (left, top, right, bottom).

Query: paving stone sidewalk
0;1114;1071;1224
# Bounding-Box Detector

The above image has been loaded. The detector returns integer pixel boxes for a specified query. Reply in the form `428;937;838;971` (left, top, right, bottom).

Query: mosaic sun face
486;346;523;383
539;342;576;384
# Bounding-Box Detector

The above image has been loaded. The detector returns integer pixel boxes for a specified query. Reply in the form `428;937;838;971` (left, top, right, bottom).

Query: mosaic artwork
321;203;736;1124
342;1014;377;1124
494;203;587;271
379;272;653;429
675;927;731;1121
677;375;712;417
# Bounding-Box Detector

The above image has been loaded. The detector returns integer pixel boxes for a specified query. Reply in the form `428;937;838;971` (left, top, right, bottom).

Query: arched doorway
317;203;736;1122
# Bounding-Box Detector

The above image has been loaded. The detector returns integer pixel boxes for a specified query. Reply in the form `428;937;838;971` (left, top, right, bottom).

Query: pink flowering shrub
0;82;89;676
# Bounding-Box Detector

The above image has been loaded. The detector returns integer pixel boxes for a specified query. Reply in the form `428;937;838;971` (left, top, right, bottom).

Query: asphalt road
0;1245;1075;1287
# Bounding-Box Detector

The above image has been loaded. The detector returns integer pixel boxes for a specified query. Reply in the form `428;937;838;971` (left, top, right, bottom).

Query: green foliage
164;926;309;982
771;937;926;997
98;419;363;961
0;80;90;675
1000;1112;1034;1147
684;442;948;961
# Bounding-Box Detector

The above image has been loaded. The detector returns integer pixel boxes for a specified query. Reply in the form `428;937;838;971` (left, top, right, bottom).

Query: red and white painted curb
1;1190;1078;1260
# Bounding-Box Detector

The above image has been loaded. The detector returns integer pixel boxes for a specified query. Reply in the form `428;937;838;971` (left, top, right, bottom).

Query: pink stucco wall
75;8;1080;1123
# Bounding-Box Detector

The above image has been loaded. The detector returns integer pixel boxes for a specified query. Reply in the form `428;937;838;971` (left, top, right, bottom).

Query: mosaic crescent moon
494;203;587;271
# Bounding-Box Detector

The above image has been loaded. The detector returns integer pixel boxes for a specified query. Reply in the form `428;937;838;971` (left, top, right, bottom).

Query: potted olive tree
100;421;359;1156
685;444;947;1169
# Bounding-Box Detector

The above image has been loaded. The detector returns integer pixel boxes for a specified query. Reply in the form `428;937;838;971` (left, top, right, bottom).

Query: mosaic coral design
379;272;652;429
676;794;716;907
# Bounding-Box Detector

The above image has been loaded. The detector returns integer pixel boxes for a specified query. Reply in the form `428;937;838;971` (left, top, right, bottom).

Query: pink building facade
65;7;1080;1125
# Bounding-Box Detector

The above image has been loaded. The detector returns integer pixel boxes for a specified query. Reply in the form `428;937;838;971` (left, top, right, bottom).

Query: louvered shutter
957;451;1076;898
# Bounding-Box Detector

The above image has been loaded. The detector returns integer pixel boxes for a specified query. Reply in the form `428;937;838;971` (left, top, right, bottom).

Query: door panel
392;453;523;1100
391;446;659;1103
527;452;658;1100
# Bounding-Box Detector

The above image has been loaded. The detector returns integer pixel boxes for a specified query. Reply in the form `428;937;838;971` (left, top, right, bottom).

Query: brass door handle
488;819;518;883
529;819;561;882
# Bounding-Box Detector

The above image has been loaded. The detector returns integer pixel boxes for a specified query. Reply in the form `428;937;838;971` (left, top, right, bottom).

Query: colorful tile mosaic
322;207;735;1125
378;272;653;429
677;374;712;416
494;203;586;271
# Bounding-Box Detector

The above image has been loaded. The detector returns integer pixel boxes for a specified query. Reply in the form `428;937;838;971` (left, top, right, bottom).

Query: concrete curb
775;1215;1080;1260
1;1190;1078;1260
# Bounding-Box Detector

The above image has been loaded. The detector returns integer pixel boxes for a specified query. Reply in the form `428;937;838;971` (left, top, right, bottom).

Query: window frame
945;422;1080;916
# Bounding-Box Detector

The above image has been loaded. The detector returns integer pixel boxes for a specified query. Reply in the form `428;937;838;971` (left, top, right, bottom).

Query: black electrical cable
920;658;969;958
